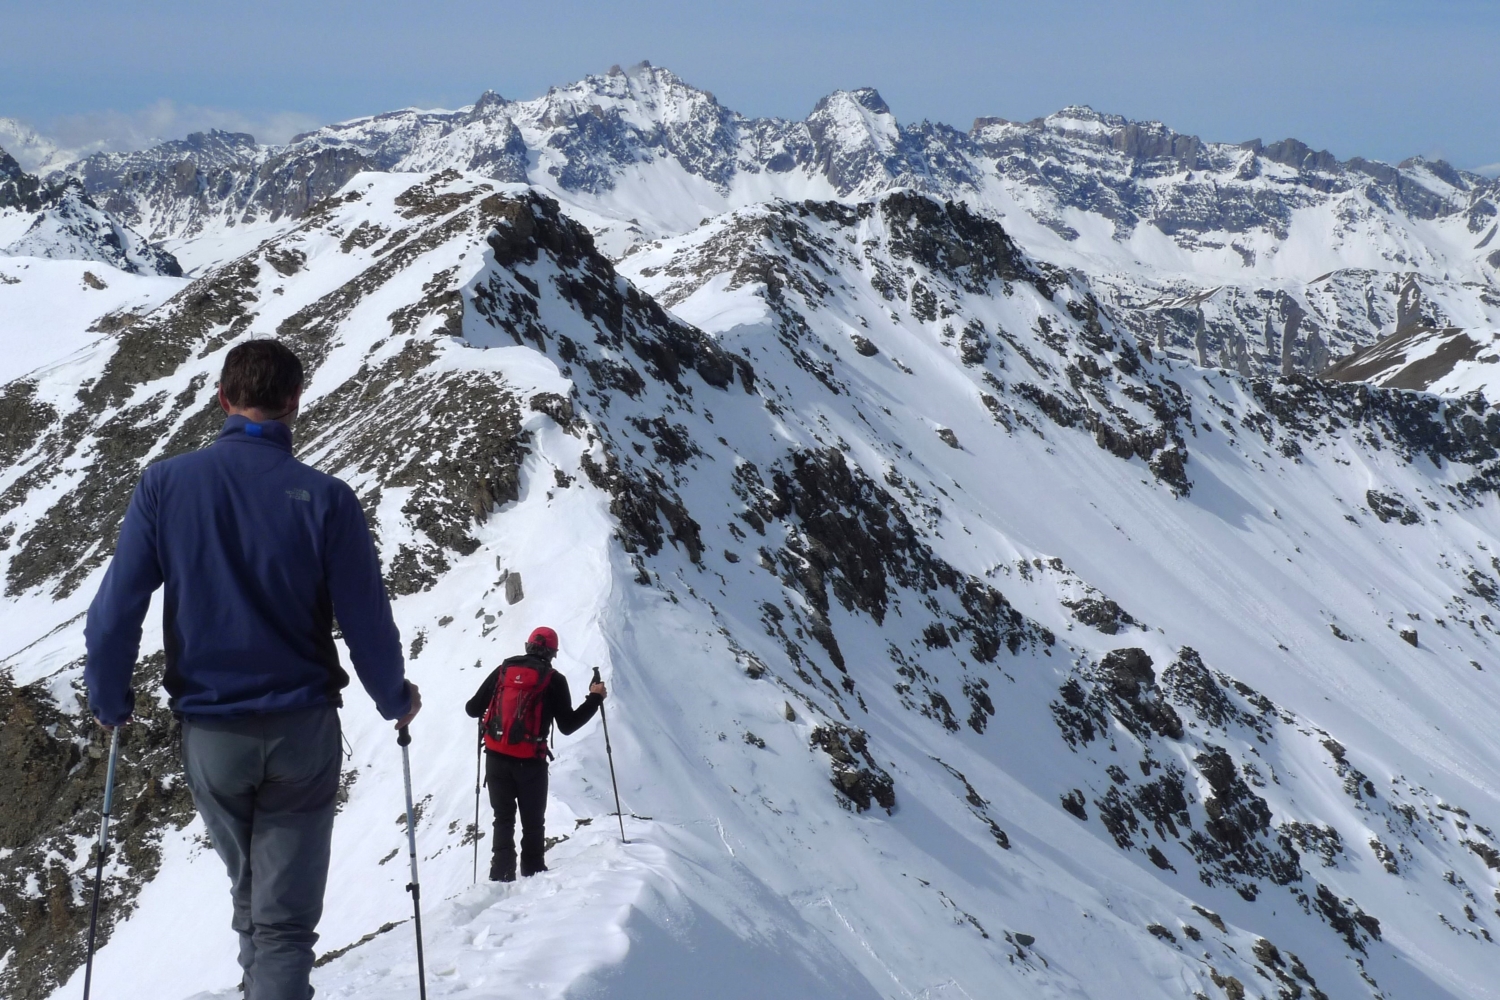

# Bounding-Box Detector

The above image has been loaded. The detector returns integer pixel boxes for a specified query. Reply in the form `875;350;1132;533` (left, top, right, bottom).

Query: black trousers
486;750;549;874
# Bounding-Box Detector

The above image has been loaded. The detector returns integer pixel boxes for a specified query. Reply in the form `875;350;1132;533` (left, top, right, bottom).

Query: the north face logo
286;488;311;502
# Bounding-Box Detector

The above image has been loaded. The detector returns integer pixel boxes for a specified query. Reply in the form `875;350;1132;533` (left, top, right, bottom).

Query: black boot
489;856;517;882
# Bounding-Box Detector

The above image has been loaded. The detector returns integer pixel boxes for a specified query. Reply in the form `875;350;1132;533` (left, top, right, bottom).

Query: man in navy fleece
85;339;420;1000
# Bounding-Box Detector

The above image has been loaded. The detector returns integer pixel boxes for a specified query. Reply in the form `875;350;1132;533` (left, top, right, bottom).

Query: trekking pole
396;726;429;1000
82;726;122;1000
592;668;627;844
472;721;483;885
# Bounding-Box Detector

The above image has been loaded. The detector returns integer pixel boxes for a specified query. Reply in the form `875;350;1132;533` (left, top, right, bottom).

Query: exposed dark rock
809;724;895;813
1312;883;1381;952
759;449;1044;690
1366;489;1422;524
1208;969;1246;1000
0;656;195;999
879;193;1043;296
1463;839;1500;870
1280;822;1344;868
628;416;701;466
0;147;47;212
298;347;530;596
0;382;56;467
934;758;1009;848
1192;905;1227;932
529;392;581;433
957;320;989;365
1095;648;1183;741
1051;677;1100;747
1188;745;1300;895
1320;738;1377;802
7;381;211;597
88;256;261;411
1160;647;1237;728
579;449;703;564
1094;764;1191;850
1063;596;1137;634
1250;376;1500;501
265;246;307;276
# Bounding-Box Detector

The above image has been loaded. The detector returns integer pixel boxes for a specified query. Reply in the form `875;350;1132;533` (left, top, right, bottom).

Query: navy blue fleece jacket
84;415;411;724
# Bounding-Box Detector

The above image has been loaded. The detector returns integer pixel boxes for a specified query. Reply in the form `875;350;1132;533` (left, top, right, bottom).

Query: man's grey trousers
182;705;341;1000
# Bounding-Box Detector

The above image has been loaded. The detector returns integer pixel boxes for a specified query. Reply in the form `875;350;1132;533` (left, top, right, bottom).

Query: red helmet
526;626;559;654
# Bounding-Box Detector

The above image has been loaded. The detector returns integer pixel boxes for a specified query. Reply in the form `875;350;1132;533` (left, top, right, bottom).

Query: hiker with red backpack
465;626;606;881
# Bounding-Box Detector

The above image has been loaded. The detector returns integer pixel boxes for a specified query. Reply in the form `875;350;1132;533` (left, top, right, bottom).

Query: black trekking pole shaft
593;668;627;844
397;726;428;1000
82;726;122;1000
472;721;482;885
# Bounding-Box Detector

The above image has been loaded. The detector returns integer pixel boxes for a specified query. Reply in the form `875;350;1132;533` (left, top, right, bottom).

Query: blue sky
3;0;1497;171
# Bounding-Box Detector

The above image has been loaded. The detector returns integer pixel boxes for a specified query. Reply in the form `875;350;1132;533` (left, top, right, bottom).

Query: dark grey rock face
809;723;896;813
0;146;47;212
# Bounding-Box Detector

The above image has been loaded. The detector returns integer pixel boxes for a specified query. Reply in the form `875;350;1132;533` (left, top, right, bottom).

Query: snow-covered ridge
5;168;1500;998
0;147;181;277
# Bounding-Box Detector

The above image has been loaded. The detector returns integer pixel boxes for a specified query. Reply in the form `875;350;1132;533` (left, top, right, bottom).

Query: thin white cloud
25;100;325;166
1474;162;1500;178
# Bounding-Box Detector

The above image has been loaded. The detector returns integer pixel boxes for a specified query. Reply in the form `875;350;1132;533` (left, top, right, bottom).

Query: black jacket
465;654;602;742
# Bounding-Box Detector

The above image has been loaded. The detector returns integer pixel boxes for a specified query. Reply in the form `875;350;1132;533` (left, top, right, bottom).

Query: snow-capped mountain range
35;62;1500;377
4;63;1500;1000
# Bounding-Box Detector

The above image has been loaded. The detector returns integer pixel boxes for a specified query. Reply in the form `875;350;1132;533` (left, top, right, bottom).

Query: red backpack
482;656;554;758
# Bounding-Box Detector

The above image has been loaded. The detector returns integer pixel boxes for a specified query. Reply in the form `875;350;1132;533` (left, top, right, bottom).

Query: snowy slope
0;256;185;384
4;169;1500;1000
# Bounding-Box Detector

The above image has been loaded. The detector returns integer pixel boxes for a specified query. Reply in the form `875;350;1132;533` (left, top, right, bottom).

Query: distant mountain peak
813;87;894;119
471;89;509;114
0;117;66;172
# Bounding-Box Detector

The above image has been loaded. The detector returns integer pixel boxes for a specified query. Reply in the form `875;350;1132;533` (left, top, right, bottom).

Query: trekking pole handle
591;666;602;685
397;724;411;747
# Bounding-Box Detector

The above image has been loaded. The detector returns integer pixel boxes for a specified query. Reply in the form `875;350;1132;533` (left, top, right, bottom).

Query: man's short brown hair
220;340;304;412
